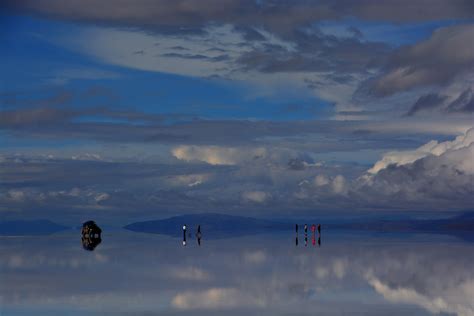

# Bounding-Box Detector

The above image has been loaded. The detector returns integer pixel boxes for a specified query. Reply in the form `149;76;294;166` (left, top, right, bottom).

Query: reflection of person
304;224;308;246
196;225;202;246
295;224;299;246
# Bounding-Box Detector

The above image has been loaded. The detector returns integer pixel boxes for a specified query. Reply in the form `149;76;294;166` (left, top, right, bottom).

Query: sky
0;0;473;224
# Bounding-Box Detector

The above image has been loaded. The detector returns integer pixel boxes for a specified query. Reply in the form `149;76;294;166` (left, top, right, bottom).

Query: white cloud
367;276;474;316
60;24;248;78
170;267;211;281
332;259;347;279
166;173;210;187
355;127;474;209
331;175;346;194
369;127;474;174
7;190;26;201
172;145;266;165
94;193;110;203
314;175;329;186
243;250;266;264
171;287;265;310
241;191;269;203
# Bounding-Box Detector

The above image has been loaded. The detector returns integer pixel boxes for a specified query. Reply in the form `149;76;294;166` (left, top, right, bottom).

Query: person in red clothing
311;224;316;246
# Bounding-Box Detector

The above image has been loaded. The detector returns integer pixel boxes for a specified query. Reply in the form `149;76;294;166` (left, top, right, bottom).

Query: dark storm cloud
160;52;230;62
347;26;363;39
3;0;473;37
0;105;427;152
0;90;73;108
4;0;472;111
366;24;474;97
237;32;388;74
0;107;80;128
446;88;474;113
405;88;474;116
405;93;447;116
3;0;473;105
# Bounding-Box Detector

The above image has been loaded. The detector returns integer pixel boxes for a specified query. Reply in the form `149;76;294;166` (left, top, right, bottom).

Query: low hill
0;219;69;236
124;213;292;238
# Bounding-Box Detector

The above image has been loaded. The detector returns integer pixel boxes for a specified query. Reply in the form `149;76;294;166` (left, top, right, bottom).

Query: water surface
1;230;473;315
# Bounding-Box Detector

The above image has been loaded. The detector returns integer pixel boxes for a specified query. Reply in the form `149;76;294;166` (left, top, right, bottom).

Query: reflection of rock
82;235;102;251
81;221;102;251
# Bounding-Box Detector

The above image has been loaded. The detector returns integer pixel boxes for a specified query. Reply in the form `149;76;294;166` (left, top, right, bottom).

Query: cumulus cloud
368;127;474;174
243;250;266;264
368;276;474;316
331;175;347;194
171;287;264;310
170;267;211;281
172;145;266;165
241;191;269;203
358;127;474;208
166;174;210;188
314;175;330;186
7;190;26;202
94;193;110;203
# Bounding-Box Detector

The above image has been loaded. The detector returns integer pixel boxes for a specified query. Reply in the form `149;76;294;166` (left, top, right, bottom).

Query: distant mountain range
0;219;69;236
329;212;474;241
1;212;473;239
124;213;291;238
125;212;474;240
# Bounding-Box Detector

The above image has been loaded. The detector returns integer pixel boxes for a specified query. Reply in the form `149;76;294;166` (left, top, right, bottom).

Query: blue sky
1;1;473;223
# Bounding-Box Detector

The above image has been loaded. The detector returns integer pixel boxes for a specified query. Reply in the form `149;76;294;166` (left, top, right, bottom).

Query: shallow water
1;230;473;316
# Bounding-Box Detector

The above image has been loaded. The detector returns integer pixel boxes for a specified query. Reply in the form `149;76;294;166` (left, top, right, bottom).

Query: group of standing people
295;223;321;247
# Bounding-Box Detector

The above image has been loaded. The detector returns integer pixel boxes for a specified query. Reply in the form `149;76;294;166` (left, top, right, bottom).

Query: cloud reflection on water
0;231;473;315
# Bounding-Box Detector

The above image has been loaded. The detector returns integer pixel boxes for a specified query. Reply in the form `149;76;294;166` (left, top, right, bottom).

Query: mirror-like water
1;231;473;316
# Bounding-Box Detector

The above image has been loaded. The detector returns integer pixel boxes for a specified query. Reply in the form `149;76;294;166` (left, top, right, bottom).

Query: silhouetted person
318;224;321;235
295;224;299;246
196;225;202;246
304;224;308;235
